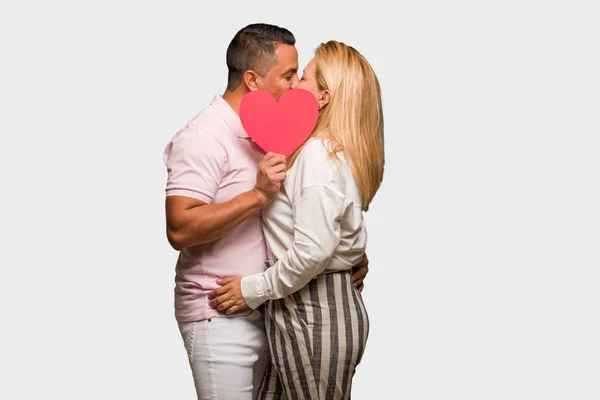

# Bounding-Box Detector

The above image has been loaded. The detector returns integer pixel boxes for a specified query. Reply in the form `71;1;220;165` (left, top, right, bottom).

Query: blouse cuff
240;274;267;310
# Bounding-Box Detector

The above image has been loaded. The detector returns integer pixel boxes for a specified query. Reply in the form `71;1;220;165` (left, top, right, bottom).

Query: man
163;23;368;399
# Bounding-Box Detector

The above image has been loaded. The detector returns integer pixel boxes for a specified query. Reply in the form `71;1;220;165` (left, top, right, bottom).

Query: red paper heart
239;88;319;157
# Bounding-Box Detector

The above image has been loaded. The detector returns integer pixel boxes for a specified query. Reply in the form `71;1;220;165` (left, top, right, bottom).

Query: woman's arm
208;184;347;312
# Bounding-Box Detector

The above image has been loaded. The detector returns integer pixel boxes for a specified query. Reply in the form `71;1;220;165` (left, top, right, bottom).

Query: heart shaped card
239;88;318;157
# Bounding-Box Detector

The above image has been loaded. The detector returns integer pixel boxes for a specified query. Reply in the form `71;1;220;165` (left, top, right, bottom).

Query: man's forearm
167;189;266;249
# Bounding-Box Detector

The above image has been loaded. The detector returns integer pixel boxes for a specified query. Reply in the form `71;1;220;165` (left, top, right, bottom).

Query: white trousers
178;310;270;400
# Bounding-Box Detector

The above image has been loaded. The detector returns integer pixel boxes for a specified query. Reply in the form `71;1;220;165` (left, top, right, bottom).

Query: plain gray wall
1;0;598;398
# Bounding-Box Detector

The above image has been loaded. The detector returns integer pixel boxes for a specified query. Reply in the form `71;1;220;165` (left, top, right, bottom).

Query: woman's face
297;58;319;96
297;58;329;110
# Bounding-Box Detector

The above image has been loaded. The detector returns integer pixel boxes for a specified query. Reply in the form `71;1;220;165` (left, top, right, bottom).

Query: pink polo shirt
163;94;267;322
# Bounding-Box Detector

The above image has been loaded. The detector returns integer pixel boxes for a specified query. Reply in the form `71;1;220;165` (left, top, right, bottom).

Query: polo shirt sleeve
163;127;226;204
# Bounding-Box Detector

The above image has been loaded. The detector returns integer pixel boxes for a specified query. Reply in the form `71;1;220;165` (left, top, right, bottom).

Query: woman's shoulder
297;138;336;162
286;139;343;190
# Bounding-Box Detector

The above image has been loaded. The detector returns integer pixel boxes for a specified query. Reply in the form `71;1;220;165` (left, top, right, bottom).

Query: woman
209;40;385;399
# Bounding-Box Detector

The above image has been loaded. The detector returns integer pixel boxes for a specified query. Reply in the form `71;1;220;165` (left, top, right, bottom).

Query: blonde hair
289;40;385;211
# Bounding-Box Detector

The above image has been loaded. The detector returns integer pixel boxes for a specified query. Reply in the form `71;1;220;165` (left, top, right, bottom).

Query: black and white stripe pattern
258;270;369;400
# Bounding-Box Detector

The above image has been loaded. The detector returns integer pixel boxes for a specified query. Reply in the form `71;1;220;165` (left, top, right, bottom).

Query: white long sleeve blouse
241;139;367;309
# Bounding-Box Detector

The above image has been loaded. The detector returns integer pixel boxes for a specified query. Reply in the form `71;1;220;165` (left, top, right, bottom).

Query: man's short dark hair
226;23;296;91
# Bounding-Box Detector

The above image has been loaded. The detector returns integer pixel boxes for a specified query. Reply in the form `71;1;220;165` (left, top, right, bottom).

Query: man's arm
166;190;263;250
166;152;286;250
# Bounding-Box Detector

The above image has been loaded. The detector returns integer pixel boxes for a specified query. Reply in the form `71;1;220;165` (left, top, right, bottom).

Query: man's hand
208;276;248;315
253;152;287;206
351;253;369;294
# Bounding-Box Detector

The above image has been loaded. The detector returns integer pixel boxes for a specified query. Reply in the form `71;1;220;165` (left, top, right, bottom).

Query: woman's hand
208;276;248;314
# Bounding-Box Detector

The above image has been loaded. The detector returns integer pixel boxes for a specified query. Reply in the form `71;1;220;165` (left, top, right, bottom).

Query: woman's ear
243;70;260;91
318;89;330;110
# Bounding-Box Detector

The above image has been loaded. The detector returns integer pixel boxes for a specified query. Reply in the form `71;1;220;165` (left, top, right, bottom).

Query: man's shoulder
163;111;223;157
186;102;228;138
172;102;231;144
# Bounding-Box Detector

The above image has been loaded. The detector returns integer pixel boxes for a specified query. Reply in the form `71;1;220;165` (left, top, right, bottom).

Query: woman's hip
265;270;369;356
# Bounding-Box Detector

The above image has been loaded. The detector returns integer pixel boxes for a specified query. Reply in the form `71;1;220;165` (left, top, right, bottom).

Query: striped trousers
257;270;369;400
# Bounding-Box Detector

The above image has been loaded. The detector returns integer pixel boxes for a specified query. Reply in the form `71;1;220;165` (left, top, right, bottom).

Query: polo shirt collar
211;94;249;139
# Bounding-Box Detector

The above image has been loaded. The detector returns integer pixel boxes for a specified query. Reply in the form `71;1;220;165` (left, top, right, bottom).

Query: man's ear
243;70;260;91
318;89;331;110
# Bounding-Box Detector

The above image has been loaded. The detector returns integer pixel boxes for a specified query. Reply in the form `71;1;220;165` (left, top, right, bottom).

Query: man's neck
222;89;247;116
